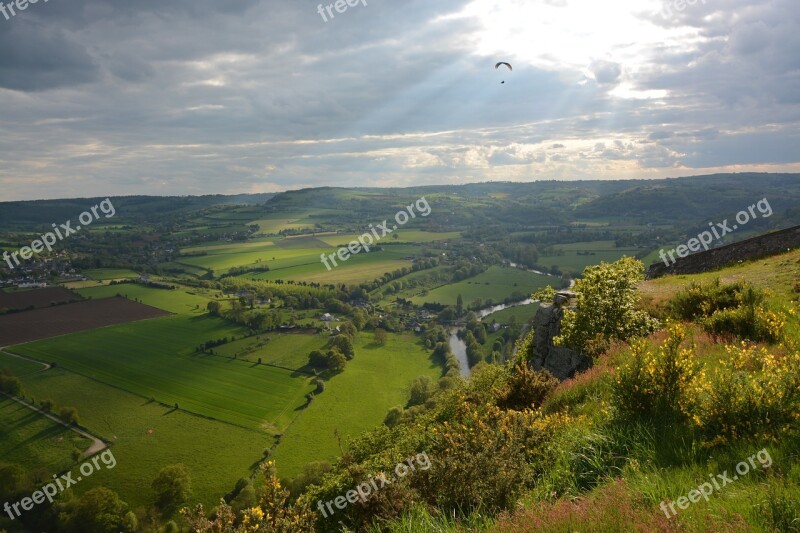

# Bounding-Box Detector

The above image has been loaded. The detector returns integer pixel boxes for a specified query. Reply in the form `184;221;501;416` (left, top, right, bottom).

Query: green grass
315;230;460;246
213;332;329;370
539;242;644;273
411;266;556;307
83;269;140;280
251;251;412;285
271;332;443;479
0;352;46;377
77;284;212;314
0;397;89;473
9;315;314;431
0;359;271;509
483;303;540;324
640;247;800;309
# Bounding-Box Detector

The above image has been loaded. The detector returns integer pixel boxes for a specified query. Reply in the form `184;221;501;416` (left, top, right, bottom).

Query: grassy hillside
271;332;442;479
0;358;272;509
296;253;800;532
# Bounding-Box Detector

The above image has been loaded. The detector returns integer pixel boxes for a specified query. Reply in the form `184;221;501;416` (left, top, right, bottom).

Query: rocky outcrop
646;224;800;279
528;291;591;380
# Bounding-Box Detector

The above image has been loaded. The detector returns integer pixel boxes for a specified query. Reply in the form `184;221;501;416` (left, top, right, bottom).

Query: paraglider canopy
495;62;512;84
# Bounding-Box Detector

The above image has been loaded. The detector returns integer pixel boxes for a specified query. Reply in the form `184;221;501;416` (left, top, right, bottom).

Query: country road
1;347;107;458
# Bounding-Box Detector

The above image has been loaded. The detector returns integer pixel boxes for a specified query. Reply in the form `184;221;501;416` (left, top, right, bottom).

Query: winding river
449;298;539;377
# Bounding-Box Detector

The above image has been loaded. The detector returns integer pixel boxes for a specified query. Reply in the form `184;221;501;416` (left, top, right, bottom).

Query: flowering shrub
181;462;316;532
689;343;800;445
669;280;785;343
612;322;698;421
556;257;658;358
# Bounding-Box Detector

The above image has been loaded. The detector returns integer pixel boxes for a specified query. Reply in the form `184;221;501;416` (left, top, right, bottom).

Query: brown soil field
0;297;171;346
0;287;82;310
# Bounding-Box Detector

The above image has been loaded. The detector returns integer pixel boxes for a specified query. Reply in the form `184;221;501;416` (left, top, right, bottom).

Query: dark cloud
0;0;797;199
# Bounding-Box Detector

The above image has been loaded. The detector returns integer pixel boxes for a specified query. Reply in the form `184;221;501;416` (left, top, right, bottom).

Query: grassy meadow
0;358;272;509
411;266;556;307
270;332;442;479
9;316;314;431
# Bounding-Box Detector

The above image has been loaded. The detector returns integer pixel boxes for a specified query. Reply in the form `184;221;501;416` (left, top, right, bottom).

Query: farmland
8;315;314;431
0;397;89;474
0;356;272;509
0;298;170;346
270;332;443;478
3;178;796;531
410;266;558;307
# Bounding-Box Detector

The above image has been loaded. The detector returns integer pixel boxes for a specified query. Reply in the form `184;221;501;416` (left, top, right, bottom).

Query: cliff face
528;291;591;380
646;225;800;279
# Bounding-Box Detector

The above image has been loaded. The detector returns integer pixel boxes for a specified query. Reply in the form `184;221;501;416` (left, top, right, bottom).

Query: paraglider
495;62;512;84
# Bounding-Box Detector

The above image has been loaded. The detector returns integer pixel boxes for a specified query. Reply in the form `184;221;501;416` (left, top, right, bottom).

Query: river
449;298;539;377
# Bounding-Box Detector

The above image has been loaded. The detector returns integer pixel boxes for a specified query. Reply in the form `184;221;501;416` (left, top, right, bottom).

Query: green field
539;241;644;273
177;233;444;281
483;302;540;324
251;252;412;284
0;352;46;376
315;230;460;246
271;332;443;478
213;332;329;370
0;358;271;508
9;316;314;431
0;397;89;473
411;266;556;307
77;284;212;314
83;269;140;280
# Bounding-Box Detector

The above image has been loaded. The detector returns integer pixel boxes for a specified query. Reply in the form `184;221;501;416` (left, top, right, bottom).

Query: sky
0;0;798;200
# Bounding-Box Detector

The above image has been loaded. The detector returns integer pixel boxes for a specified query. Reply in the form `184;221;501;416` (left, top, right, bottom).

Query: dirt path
0;348;52;371
0;347;106;458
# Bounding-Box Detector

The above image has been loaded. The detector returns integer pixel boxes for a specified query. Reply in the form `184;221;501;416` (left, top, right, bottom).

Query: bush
669;278;744;320
689;343;800;445
670;281;785;343
497;364;559;411
612;322;697;422
556;257;658;358
58;406;80;425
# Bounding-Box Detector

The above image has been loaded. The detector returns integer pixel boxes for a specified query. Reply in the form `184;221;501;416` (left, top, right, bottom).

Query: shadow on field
6;425;66;457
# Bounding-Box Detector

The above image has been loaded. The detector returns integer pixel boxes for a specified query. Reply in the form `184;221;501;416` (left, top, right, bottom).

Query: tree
374;328;388;345
330;334;355;359
62;487;134;533
408;376;436;407
308;350;326;369
206;301;221;316
383;406;403;427
456;294;464;316
152;464;192;516
556;257;658;358
325;349;347;372
59;406;79;425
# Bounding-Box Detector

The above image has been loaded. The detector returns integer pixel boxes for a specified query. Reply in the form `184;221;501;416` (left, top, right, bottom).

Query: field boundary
0;391;108;458
2;347;273;436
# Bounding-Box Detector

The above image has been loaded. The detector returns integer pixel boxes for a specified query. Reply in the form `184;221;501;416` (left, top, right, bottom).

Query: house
320;313;335;321
18;281;47;288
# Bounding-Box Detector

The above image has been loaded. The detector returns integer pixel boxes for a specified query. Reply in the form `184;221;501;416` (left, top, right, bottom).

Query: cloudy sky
0;0;798;200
